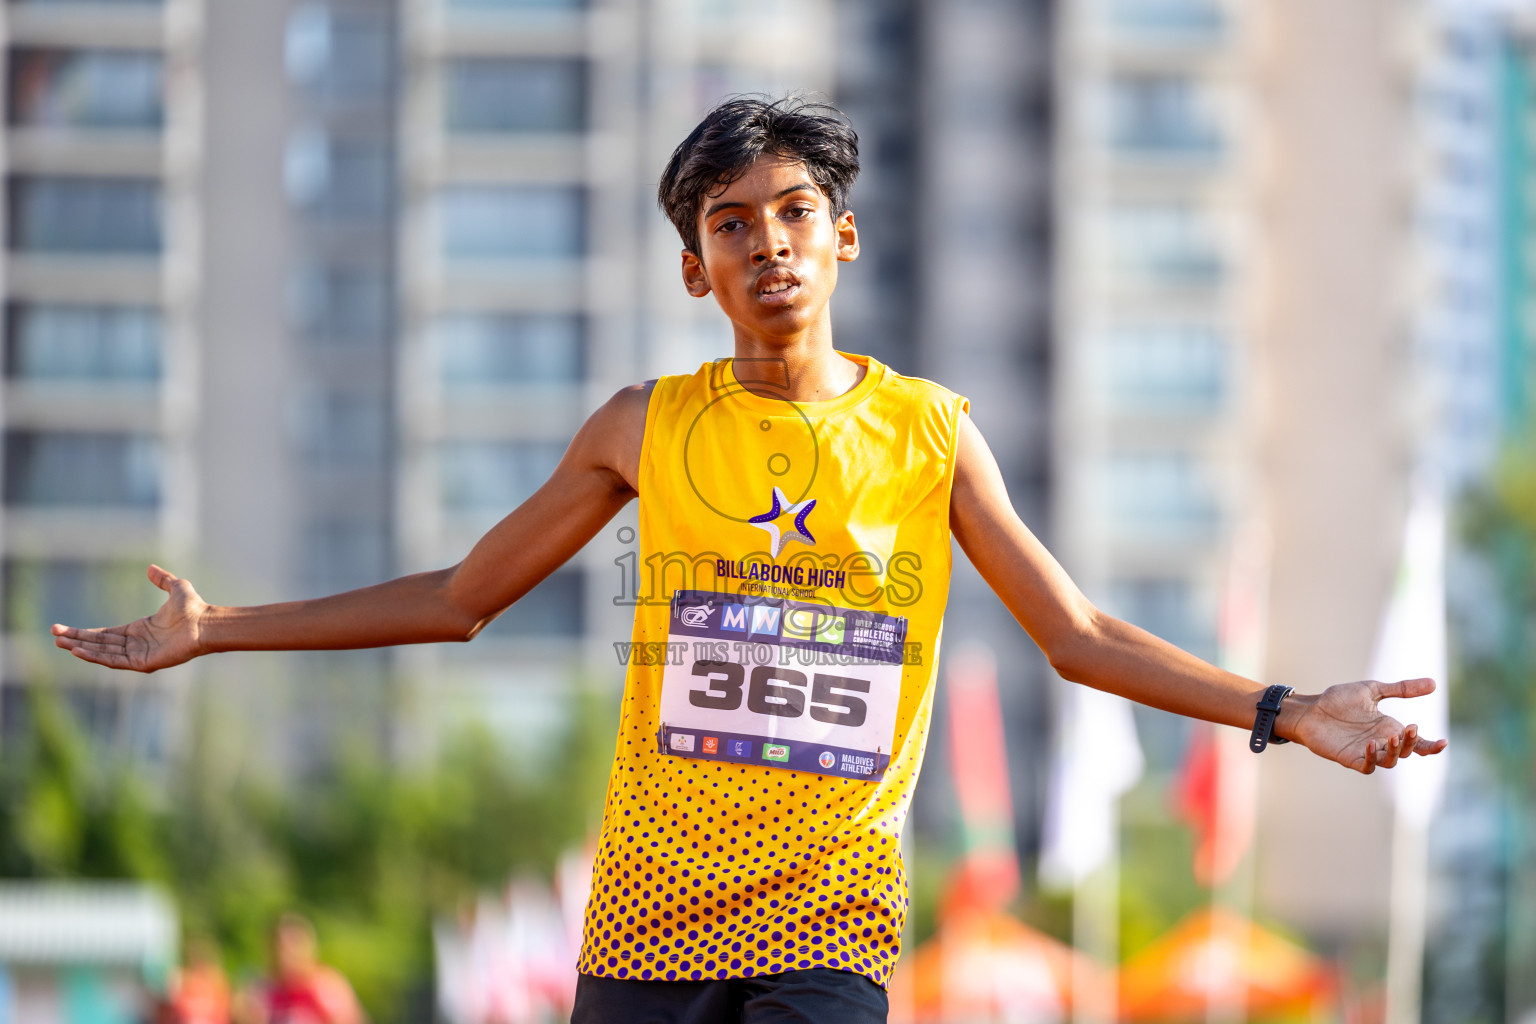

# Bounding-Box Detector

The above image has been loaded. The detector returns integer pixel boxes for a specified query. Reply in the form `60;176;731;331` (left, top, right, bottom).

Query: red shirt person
241;914;366;1024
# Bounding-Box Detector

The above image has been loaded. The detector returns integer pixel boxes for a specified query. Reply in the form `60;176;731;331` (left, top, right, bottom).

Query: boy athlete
54;98;1446;1024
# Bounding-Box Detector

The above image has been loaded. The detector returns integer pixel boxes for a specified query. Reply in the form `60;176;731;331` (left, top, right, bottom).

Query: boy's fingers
147;564;178;591
51;626;126;646
1374;677;1436;701
72;639;128;656
68;646;131;669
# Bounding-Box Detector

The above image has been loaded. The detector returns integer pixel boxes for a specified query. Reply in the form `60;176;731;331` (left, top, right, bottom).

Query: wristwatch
1249;684;1294;753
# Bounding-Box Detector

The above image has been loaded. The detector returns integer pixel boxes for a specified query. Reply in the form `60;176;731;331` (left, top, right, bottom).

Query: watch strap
1249;684;1295;753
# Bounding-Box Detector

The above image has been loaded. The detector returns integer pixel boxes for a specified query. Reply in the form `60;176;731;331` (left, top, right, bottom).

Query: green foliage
1117;805;1203;960
0;682;617;1023
0;690;167;882
1457;440;1536;786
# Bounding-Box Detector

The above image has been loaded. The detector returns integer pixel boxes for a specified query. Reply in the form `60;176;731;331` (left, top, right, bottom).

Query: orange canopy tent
1117;906;1336;1022
888;908;1109;1024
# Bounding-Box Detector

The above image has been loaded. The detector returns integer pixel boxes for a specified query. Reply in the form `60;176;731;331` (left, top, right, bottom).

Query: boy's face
681;153;858;343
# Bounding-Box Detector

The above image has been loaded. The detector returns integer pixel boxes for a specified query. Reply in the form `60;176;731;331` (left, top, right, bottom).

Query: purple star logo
749;486;817;557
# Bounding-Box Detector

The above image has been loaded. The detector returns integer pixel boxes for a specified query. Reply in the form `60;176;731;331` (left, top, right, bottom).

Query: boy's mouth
755;268;801;306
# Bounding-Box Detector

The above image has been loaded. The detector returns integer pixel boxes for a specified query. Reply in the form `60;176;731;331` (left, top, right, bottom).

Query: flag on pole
1375;476;1449;1024
1039;684;1145;890
1372;478;1450;826
1172;523;1269;888
945;643;1021;912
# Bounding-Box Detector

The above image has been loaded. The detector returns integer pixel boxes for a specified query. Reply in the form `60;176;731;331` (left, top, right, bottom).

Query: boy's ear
835;210;860;263
681;249;711;297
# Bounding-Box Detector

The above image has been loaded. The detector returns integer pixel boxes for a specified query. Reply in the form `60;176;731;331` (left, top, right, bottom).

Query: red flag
944;644;1020;912
1172;724;1255;887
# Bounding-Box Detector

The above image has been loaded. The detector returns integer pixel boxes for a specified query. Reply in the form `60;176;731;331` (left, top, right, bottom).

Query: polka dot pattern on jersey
577;357;968;989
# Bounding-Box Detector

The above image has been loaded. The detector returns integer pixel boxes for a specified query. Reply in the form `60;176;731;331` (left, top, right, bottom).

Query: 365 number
688;661;869;728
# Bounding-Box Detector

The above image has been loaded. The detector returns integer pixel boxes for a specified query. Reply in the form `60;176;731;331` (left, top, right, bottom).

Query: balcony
1094;0;1229;52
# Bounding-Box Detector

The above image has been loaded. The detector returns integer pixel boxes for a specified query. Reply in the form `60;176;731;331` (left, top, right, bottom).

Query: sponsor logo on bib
670;733;695;752
750;605;781;636
702;736;719;754
818;751;836;769
679;603;712;628
763;743;790;762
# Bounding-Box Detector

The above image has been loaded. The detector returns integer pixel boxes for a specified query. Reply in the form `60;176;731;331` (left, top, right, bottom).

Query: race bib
657;589;908;781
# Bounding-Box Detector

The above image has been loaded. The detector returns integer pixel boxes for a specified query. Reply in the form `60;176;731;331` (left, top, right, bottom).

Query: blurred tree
1453;439;1536;1021
1459;443;1536;776
0;688;165;881
0;678;617;1023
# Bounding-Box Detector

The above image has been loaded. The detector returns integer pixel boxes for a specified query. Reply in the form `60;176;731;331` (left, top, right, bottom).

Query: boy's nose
752;242;791;264
751;225;791;264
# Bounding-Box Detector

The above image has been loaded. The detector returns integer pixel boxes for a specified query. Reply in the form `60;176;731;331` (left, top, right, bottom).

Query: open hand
50;564;208;673
1286;677;1448;774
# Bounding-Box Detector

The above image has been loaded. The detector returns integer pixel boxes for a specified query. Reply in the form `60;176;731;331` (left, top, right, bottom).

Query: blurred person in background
52;97;1447;1024
232;914;365;1024
165;937;232;1024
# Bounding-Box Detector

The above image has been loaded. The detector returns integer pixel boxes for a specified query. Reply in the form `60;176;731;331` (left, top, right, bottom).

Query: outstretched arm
52;383;652;672
949;412;1446;774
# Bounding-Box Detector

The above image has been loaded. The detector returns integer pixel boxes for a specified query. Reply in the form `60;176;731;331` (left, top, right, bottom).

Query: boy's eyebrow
703;184;819;221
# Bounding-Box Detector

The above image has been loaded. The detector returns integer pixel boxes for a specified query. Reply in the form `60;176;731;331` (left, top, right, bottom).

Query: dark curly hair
658;95;861;256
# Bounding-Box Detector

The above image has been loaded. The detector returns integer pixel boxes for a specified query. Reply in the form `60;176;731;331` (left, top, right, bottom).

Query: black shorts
570;967;888;1024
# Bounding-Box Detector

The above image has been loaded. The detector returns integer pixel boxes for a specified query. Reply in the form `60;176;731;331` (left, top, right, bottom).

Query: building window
300;520;388;594
5;304;161;382
478;570;584;638
0;681;168;764
1098;201;1226;288
289;264;391;344
435;313;583;387
1102;0;1225;42
285;130;393;222
9;0;160;6
292;386;388;469
285;4;393;102
4;430;160;508
445;58;586;134
8;176;161;254
1101;323;1228;411
440;440;564;515
447;0;585;10
8;48;164;129
1105;576;1215;662
1103;450;1218;534
3;558;159;635
438;186;584;260
1103;72;1225;156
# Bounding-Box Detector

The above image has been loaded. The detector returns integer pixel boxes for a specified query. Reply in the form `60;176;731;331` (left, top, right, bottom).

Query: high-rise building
1057;0;1389;941
1055;0;1254;772
0;0;1062;858
833;0;1059;853
197;0;401;769
390;0;839;756
0;0;205;760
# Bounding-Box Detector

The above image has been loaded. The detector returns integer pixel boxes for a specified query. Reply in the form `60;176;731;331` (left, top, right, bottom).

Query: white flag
1039;685;1145;890
1372;478;1450;828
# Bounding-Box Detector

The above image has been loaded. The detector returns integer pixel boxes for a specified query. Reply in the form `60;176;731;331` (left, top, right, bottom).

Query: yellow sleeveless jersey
577;353;968;988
